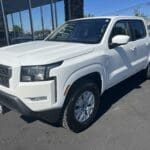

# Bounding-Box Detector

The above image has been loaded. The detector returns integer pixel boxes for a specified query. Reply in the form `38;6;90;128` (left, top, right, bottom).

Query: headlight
21;61;63;82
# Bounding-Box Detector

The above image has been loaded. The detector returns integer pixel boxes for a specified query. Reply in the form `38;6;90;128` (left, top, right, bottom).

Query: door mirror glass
112;35;130;45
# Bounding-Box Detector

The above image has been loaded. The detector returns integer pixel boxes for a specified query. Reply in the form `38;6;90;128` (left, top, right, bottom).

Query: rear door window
129;20;146;41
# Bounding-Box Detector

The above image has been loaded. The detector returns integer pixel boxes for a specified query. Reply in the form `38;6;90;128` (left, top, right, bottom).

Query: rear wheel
145;63;150;79
62;80;101;133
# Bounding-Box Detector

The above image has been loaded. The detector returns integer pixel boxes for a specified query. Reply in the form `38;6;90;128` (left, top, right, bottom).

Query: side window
129;20;146;41
109;21;131;48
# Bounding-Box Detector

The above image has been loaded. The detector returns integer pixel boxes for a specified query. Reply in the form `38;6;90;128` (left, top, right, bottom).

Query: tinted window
0;32;5;38
129;20;146;40
109;21;131;48
111;21;130;36
47;19;110;44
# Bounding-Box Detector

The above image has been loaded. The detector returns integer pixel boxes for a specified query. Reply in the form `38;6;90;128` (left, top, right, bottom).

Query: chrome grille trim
0;65;12;87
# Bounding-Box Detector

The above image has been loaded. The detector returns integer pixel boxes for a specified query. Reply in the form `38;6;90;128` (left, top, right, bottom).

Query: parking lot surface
0;72;150;150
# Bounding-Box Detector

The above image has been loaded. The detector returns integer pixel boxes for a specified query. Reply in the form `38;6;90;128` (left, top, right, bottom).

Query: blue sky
7;0;150;33
84;0;150;16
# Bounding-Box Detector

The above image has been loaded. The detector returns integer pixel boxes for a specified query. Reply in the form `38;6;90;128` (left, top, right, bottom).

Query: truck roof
71;16;144;21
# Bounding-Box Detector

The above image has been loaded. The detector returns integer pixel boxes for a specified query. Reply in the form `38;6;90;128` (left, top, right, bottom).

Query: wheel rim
74;91;95;123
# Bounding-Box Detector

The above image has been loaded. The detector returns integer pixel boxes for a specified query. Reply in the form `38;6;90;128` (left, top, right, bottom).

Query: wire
102;1;150;15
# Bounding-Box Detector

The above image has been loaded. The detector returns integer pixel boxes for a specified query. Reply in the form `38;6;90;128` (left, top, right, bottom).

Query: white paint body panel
0;16;149;112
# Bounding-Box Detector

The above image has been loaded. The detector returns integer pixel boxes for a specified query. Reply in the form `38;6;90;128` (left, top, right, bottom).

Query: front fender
64;63;107;95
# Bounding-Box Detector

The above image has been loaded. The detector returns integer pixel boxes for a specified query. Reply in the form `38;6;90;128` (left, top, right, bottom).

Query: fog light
27;96;47;101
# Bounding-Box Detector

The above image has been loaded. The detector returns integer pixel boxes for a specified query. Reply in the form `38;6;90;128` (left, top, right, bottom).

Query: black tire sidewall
146;63;150;79
65;81;100;132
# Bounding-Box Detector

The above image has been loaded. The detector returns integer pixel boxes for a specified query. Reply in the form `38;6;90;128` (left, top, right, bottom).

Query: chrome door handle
130;47;136;51
145;42;150;46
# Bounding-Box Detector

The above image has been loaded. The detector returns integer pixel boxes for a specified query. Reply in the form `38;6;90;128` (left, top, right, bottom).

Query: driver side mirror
112;35;130;45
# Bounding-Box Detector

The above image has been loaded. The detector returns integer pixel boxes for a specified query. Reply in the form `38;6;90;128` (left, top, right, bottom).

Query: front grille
0;65;12;87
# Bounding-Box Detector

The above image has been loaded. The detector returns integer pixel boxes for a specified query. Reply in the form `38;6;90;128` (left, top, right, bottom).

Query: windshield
46;19;110;44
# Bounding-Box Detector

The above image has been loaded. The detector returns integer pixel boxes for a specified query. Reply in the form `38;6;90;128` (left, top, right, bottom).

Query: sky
84;0;150;16
7;0;150;34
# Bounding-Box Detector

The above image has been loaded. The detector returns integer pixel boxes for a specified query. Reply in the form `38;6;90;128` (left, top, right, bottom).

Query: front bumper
0;90;62;123
0;79;58;112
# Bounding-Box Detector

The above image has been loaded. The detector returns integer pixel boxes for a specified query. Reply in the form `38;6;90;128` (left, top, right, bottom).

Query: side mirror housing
112;35;130;45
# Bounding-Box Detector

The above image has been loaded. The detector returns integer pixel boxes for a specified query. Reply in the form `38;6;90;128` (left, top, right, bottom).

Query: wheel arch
63;64;106;101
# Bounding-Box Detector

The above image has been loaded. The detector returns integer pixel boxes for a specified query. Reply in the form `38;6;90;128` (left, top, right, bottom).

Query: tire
62;80;101;133
145;63;150;79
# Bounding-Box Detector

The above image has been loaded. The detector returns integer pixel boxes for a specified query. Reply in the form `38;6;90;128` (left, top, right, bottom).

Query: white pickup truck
0;16;149;132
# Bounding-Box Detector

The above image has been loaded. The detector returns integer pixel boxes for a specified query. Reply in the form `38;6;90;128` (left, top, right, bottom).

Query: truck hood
0;41;94;66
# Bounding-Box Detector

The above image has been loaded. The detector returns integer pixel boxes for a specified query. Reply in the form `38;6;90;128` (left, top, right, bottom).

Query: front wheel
62;80;101;133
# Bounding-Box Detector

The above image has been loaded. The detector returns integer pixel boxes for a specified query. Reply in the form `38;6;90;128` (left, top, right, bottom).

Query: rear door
128;20;149;72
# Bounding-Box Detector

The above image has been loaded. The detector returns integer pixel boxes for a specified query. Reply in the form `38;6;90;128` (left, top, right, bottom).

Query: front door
106;20;135;88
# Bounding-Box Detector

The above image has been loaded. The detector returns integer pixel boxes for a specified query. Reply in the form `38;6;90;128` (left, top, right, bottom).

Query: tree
84;13;94;18
12;25;23;33
134;8;147;18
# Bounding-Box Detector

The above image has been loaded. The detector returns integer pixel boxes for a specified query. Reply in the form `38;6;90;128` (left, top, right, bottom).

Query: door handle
145;42;150;46
130;47;136;52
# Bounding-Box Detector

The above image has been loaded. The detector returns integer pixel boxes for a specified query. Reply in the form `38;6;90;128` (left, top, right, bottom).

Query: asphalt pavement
0;72;150;150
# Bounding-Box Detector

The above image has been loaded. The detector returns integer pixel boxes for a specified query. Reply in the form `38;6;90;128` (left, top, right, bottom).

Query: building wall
0;10;6;46
64;0;83;21
0;0;84;46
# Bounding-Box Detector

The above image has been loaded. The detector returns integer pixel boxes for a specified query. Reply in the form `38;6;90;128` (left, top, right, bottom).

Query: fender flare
63;63;107;95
